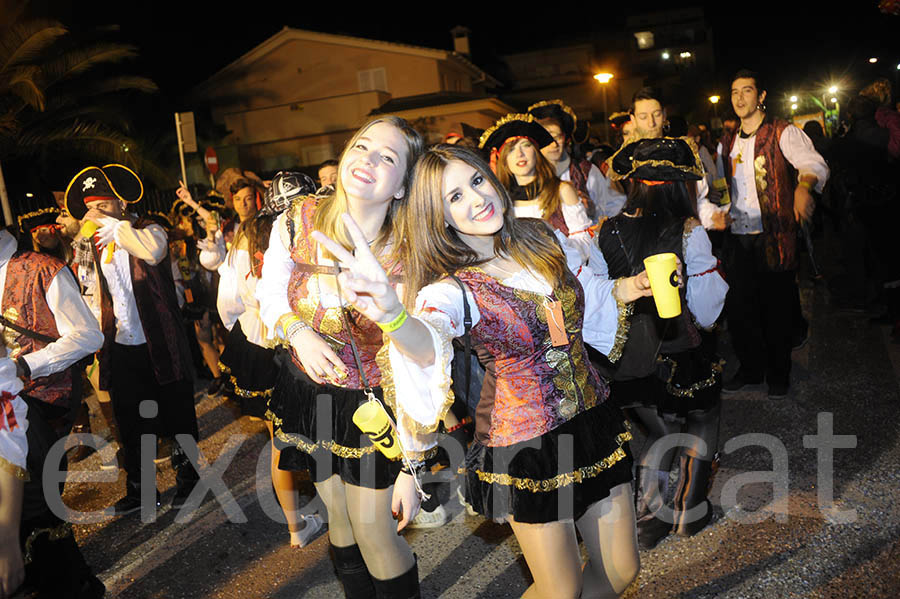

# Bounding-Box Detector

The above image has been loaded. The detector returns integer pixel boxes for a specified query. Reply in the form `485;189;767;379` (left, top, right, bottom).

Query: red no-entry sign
204;147;219;175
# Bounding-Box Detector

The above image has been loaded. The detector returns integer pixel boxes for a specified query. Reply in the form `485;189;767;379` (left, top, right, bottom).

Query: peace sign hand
310;213;404;325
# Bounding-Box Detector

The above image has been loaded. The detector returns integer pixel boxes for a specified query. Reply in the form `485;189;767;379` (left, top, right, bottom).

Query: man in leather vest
65;164;200;514
699;69;829;398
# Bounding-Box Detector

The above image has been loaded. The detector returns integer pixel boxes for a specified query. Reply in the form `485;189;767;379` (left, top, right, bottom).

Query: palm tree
0;10;164;193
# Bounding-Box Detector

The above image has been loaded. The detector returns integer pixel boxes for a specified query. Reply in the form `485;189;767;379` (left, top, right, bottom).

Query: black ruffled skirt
267;348;402;489
218;321;278;419
609;348;723;418
462;401;634;524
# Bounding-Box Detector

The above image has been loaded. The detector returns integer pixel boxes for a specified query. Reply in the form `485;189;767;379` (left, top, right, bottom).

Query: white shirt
0;358;27;477
513;200;595;262
0;231;103;379
699;125;829;233
557;158;627;220
94;218;168;345
217;245;266;346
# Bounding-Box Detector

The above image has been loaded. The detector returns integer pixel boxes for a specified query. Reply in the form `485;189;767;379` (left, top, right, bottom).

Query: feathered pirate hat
608;137;704;183
527;99;578;139
478;113;554;172
64;164;143;219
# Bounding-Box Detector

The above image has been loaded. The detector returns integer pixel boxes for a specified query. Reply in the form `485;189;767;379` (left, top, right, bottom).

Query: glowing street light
594;73;614;143
869;57;878;64
662;51;670;60
708;95;720;104
680;51;692;59
831;97;838;103
828;85;838;94
791;103;798;111
789;95;798;103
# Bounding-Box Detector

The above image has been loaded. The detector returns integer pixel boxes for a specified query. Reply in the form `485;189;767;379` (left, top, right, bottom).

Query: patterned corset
455;268;608;447
283;195;392;398
287;267;387;390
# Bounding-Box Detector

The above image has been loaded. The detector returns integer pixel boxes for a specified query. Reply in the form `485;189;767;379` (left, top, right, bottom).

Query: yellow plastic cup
643;252;681;319
80;221;98;237
352;401;401;460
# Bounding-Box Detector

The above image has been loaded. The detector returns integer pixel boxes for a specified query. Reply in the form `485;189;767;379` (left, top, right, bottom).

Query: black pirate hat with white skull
64;164;144;219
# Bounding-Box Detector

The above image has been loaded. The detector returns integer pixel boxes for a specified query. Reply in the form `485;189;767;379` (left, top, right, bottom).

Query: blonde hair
401;145;569;306
495;138;562;220
313;116;424;259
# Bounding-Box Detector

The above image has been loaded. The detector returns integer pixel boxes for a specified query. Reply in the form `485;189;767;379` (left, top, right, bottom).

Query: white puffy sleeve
199;231;226;271
684;221;728;329
560;201;596;262
389;280;481;453
780;125;829;192
0;358;27;480
256;210;295;337
564;233;631;359
216;253;243;331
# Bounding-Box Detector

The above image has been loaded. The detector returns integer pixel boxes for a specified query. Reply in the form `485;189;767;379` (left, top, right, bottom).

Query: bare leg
576;482;640;599
344;483;415;580
265;422;311;545
508;518;583;599
194;315;221;380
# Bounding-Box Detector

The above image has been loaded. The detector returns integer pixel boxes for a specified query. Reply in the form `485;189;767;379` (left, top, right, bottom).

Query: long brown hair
313;116;424;260
495;138;562;219
401;145;569;306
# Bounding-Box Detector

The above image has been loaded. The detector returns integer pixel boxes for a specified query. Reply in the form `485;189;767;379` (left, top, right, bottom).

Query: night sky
30;0;899;104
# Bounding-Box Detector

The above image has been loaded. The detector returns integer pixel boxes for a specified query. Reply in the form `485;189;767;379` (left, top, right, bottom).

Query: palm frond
0;19;67;72
48;75;158;100
41;43;139;88
4;64;43;110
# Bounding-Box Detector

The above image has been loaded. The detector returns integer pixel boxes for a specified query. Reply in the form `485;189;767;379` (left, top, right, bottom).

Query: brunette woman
256;117;427;598
314;145;661;598
597;138;728;549
480;114;595;261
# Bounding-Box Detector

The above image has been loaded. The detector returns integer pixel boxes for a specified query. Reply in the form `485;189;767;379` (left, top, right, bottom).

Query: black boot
171;443;201;509
330;543;376;599
372;557;420;599
671;454;716;536
634;466;672;550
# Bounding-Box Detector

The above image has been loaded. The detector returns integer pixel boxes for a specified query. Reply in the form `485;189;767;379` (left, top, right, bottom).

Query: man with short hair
629;87;667;139
699;69;829;399
316;159;338;193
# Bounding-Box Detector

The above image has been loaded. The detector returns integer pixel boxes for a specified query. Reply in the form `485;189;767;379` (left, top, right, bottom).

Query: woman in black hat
479;114;596;262
595;137;728;550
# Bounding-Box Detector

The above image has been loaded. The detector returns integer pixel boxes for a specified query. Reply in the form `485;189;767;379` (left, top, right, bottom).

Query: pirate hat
259;171;317;217
478;113;554;153
527;99;577;139
15;185;60;236
608;137;704;182
64;164;143;219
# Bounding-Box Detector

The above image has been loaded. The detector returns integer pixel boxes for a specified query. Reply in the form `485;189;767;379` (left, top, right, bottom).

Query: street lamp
708;95;720;119
594;72;614;143
828;85;838;94
791;103;798;112
869;57;878;64
790;95;798;103
662;51;670;60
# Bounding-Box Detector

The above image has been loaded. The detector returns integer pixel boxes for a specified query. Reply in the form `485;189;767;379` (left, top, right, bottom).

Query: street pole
602;87;609;144
0;160;12;227
175;113;188;186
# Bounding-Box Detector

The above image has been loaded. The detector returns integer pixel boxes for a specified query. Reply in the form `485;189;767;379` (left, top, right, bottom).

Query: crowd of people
0;66;897;599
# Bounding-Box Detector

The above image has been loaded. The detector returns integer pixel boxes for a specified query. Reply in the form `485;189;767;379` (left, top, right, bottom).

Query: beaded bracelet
285;319;310;343
376;307;408;333
276;313;302;338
